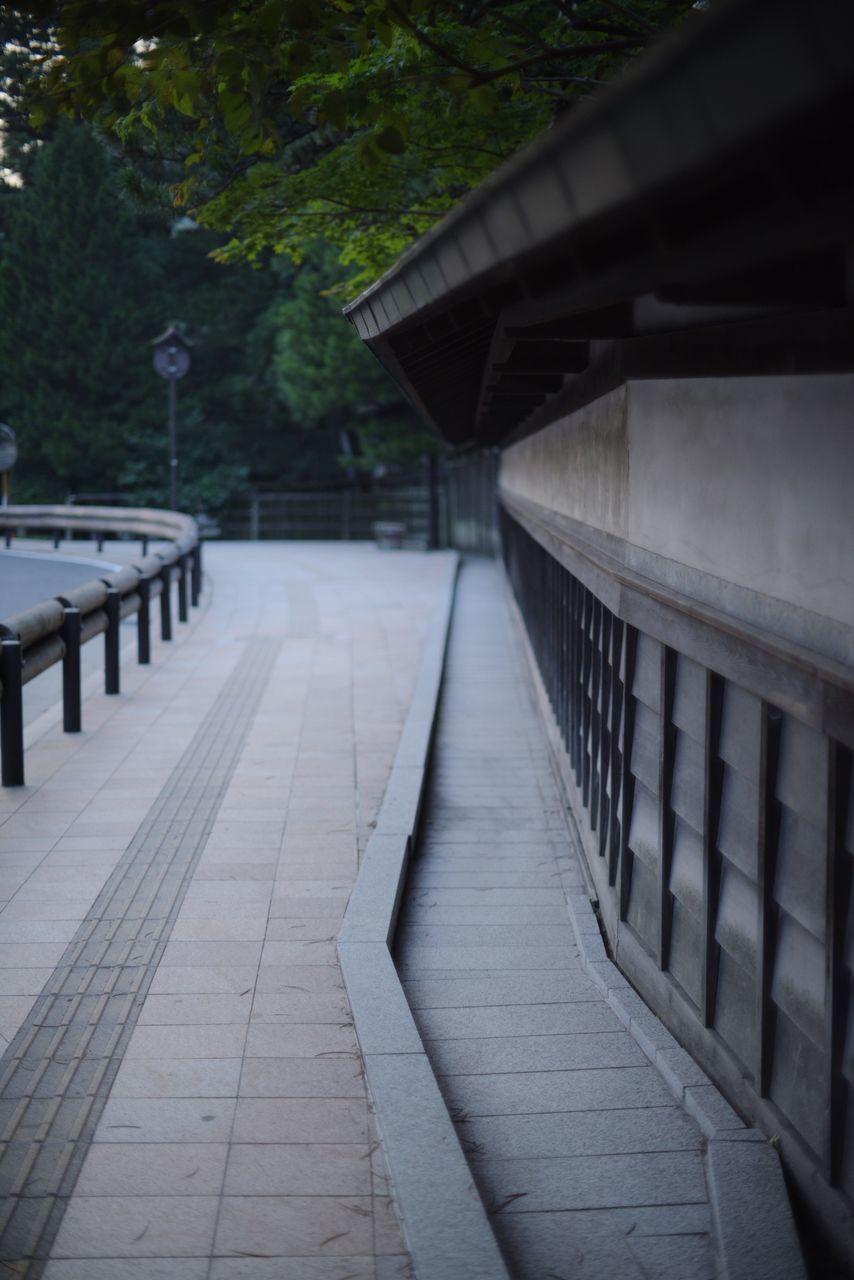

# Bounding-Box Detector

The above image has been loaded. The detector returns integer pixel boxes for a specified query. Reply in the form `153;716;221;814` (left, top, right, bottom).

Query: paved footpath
397;559;716;1280
0;540;456;1280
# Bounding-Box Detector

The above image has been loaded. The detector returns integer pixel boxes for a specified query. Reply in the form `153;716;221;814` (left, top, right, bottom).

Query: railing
500;493;854;1259
219;482;441;544
0;505;202;787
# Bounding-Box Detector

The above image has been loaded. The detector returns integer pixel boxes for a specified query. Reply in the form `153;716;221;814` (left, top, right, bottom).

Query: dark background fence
212;450;500;552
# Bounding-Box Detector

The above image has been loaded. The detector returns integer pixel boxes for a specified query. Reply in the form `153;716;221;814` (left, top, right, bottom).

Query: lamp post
151;325;191;510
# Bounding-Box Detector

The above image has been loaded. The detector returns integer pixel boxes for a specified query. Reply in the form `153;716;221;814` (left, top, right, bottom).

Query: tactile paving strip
0;638;281;1277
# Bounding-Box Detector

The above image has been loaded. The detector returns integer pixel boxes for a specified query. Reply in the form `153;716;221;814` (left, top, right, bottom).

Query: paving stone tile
44;1261;208;1279
51;1194;219;1257
264;917;345;942
250;992;351;1024
209;1258;375;1279
259;941;339;966
398;923;574;948
159;940;263;967
169;913;269;942
149;965;259;995
232;1098;368;1145
430;1031;646;1075
75;1142;229;1196
439;1064;674;1117
413;1001;621;1041
0;917;86;939
111;1057;243;1098
244;1022;358;1059
628;1233;715;1279
478;1149;708;1212
214;1195;374;1257
269;895;350;919
404;887;567;908
240;1057;364;1099
224;1142;371;1196
95;1097;236;1143
463;1104;703;1159
398;945;583;974
255;965;344;995
497;1210;647;1279
403;971;599;1008
138;994;253;1025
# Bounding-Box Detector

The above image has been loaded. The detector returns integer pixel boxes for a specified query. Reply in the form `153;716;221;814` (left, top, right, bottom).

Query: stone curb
338;554;512;1280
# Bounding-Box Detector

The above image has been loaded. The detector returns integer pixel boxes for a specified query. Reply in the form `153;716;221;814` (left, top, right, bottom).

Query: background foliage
0;1;693;508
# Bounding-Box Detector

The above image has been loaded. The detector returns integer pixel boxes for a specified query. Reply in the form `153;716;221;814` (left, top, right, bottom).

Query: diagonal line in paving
0;638;281;1278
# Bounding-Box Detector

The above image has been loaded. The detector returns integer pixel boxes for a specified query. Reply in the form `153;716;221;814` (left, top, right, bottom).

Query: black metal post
142;537;149;557
177;555;189;623
138;577;151;665
0;640;24;786
53;532;60;550
105;588;120;695
160;566;173;641
191;543;202;607
61;607;82;732
97;531;105;553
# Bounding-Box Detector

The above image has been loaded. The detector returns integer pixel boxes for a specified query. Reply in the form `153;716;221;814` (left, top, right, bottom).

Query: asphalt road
0;549;121;618
0;549;125;726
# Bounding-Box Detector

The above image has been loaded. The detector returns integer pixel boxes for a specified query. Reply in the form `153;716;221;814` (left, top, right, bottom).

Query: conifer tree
0;118;160;500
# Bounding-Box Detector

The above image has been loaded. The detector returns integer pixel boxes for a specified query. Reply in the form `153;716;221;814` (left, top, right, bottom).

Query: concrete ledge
338;554;512;1280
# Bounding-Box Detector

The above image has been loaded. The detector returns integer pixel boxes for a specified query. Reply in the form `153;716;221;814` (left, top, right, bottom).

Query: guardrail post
96;531;105;553
178;555;189;623
105;588;120;695
4;531;10;549
159;566;173;642
138;577;151;665
53;532;60;550
61;607;82;732
191;544;202;607
0;640;24;786
142;537;149;556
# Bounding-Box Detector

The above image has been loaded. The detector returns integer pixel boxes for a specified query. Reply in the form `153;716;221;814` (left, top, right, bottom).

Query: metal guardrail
0;505;202;787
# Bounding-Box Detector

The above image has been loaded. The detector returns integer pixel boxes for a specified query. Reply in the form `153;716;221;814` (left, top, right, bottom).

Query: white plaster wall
499;372;854;642
626;375;854;631
500;385;628;538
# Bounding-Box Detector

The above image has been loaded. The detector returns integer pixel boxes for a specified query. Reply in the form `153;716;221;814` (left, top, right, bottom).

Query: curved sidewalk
0;542;805;1280
0;541;455;1279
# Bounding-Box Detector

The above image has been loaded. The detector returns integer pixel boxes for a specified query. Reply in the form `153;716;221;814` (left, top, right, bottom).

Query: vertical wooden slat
571;577;582;781
658;646;677;970
619;626;638;922
824;741;850;1184
598;609;613;858
756;703;782;1096
581;589;594;807
702;672;725;1028
590;598;603;826
608;619;624;886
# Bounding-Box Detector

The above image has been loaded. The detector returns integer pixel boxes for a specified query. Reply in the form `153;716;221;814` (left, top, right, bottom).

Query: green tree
272;245;438;472
0;118;163;500
8;2;696;286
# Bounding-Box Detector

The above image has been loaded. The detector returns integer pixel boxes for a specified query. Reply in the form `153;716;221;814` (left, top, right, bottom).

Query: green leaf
375;124;405;154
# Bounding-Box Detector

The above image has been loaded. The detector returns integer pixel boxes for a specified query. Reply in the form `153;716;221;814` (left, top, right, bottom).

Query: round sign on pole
151;324;191;380
0;424;18;473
